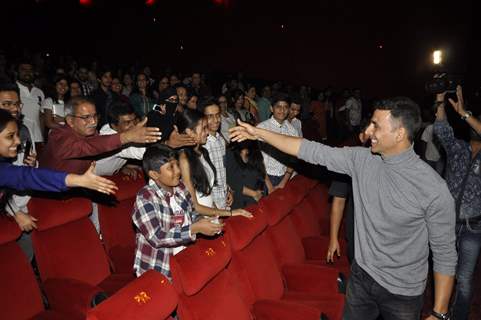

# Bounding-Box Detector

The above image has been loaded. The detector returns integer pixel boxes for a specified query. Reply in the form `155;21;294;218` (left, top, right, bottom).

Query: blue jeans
343;261;423;320
451;220;481;320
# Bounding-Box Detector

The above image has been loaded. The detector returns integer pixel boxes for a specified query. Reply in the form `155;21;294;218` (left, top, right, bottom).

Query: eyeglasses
70;113;98;121
1;101;23;109
205;113;221;120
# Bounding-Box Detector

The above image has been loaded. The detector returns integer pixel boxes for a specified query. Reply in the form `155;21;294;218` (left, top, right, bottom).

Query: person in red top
39;96;162;174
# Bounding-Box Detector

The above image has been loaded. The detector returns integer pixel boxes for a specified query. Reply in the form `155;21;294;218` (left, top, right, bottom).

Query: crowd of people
1;51;481;320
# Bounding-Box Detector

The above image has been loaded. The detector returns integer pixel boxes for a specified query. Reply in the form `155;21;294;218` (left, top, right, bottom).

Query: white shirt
257;117;299;176
95;124;146;176
421;124;441;161
339;97;362;126
17;81;45;142
290;118;303;137
195;154;215;208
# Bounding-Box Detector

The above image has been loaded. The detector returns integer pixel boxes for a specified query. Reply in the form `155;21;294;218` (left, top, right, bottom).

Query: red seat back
29;197;111;285
170;237;252;320
87;270;177;320
98;174;145;273
0;216;46;320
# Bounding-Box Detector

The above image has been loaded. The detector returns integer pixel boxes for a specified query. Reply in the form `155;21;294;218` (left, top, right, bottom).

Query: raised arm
230;120;303;157
446;85;481;135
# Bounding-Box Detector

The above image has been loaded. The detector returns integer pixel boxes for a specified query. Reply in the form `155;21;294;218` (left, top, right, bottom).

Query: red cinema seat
87;270;177;320
170;237;252;320
0;216;78;320
261;193;347;298
98;173;145;273
28;197;135;318
226;205;344;320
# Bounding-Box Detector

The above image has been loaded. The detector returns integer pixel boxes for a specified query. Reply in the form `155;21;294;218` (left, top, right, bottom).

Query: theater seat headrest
225;203;267;251
28;197;92;231
0;216;21;245
170;237;231;296
103;173;145;202
260;190;297;226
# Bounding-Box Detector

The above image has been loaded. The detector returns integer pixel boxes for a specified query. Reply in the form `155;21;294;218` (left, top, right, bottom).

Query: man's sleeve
6;195;31;217
60;133;123;160
132;191;194;249
433;120;464;157
118;145;146;160
328;178;350;199
297;139;359;177
426;188;457;276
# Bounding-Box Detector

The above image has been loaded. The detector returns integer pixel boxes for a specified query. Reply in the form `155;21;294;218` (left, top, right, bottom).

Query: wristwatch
461;111;472;121
431;310;450;320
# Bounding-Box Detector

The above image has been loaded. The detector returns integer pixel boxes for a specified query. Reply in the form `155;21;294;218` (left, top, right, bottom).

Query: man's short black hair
198;97;218;114
0;82;20;96
143;144;177;174
374;97;421;142
107;100;136;126
271;94;289;107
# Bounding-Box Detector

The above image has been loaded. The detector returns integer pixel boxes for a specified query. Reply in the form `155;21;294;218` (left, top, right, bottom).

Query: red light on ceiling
79;0;93;7
145;0;157;6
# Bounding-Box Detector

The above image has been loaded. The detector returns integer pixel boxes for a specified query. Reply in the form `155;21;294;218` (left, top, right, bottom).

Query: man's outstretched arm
230;120;303;157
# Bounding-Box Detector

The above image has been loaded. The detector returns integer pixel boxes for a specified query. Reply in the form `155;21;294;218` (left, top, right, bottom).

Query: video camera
425;72;463;94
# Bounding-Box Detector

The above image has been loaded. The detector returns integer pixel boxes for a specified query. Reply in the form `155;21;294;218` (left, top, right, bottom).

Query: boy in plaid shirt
132;144;223;279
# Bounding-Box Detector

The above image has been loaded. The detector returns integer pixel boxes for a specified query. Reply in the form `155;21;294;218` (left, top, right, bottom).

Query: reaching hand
167;126;197;148
67;162;118;195
120;166;141;180
232;208;253;219
121;117;162;144
326;239;341;263
448;85;465;115
14;211;38;232
23;152;37;167
229;119;259;142
192;217;224;236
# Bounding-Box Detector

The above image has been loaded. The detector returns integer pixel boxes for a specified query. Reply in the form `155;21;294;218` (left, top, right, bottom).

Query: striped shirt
204;132;228;209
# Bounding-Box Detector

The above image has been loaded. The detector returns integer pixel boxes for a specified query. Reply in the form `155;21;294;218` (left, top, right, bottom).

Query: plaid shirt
257;117;300;176
132;179;197;279
205;132;228;209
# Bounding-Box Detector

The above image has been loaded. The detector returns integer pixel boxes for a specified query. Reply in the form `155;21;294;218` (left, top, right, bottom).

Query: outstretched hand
229;119;259;142
122;117;162;144
447;85;465;115
68;162;118;195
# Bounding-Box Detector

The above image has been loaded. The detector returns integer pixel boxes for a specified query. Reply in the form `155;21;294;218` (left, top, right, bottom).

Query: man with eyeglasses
39;96;162;174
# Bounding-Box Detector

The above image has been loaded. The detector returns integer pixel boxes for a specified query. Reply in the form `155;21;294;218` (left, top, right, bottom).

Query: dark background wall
2;0;478;100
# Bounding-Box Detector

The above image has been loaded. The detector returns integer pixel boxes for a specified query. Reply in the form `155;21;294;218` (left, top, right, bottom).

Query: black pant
343;262;424;320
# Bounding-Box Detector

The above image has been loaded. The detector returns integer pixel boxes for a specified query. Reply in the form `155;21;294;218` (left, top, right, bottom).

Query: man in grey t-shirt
230;97;456;320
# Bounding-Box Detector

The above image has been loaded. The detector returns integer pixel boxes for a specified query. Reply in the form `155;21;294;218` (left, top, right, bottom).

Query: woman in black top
226;140;268;209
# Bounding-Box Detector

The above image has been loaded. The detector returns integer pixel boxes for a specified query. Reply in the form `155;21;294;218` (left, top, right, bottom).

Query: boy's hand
192;217;223;236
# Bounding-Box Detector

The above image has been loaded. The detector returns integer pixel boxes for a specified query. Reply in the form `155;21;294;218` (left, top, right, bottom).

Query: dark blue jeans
343;262;424;320
451;220;481;320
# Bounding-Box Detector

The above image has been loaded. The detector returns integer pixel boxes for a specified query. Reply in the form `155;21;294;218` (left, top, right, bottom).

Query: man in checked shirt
132;144;222;279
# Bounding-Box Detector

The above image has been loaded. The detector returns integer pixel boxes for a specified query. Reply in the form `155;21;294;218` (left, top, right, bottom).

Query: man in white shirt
257;97;299;190
339;88;362;133
95;100;146;177
16;61;45;144
201;99;233;209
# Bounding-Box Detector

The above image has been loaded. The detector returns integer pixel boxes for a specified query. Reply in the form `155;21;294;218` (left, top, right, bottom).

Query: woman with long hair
41;75;70;130
129;72;155;118
176;109;252;219
226;140;268;209
244;84;259;124
228;89;255;125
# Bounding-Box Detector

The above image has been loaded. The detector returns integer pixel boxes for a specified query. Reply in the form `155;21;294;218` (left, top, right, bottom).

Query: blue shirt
0;161;68;193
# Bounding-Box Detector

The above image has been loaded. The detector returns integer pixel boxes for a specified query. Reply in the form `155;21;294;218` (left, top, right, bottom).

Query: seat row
0;174;348;319
169;174;350;320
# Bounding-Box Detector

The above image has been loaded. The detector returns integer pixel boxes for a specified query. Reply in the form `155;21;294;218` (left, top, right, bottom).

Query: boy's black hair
142;144;177;174
0;82;20;96
107;100;136;126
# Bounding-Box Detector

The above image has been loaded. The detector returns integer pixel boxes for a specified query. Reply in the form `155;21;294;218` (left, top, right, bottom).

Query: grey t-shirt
298;139;457;296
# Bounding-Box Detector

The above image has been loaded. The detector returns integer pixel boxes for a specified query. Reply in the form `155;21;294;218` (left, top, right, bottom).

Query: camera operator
434;85;481;320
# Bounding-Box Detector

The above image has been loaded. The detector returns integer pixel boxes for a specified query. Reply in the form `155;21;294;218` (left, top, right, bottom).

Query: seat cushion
98;273;136;296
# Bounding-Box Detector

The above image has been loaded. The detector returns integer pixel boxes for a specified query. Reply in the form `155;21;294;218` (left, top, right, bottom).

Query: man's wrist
431;309;450;320
461;110;472;120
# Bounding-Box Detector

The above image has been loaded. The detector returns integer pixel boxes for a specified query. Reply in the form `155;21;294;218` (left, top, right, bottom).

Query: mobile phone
24;140;32;158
